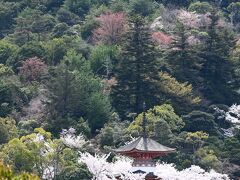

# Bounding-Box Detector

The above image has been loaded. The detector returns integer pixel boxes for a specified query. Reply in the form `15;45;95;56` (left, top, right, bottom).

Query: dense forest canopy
0;0;240;179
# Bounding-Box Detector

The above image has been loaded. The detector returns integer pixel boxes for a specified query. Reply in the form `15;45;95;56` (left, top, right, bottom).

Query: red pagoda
115;103;176;180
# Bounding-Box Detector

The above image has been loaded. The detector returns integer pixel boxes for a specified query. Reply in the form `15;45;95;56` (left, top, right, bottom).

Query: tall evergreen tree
167;22;202;86
111;16;160;118
200;10;237;104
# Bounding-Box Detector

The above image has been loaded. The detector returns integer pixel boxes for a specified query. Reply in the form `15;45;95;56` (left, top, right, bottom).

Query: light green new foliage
185;131;209;152
0;64;13;77
128;104;184;136
188;1;213;14
0;117;18;144
0;40;18;65
0;128;57;176
0;126;90;179
195;147;220;170
0;161;40;180
186;131;209;140
0;138;35;172
159;72;201;105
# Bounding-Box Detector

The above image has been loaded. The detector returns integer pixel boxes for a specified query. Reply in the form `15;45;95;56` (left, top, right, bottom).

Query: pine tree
111;15;160;118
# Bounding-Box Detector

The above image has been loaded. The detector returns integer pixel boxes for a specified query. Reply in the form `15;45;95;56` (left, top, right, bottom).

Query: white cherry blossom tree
214;104;240;137
79;153;229;180
225;104;240;128
60;128;86;149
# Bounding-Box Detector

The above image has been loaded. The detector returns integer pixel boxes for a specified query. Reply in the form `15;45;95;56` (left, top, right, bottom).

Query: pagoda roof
115;137;176;153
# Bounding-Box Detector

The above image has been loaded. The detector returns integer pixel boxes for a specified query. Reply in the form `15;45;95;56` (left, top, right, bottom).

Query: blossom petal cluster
60;128;86;149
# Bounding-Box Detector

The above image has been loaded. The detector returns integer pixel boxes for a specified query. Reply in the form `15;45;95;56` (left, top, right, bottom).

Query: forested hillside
0;0;240;179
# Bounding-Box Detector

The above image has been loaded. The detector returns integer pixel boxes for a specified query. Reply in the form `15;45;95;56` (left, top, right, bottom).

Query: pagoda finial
142;102;147;138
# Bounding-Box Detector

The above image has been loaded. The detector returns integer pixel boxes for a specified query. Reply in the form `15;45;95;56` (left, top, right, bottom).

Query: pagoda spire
114;102;176;180
142;102;147;138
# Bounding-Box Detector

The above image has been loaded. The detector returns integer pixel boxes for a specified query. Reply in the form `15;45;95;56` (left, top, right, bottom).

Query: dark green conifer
200;9;237;104
112;15;160;118
166;22;202;86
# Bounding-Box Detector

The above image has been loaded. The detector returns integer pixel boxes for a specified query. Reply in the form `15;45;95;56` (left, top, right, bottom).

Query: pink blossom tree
152;31;173;46
177;10;211;29
19;57;47;83
92;12;127;45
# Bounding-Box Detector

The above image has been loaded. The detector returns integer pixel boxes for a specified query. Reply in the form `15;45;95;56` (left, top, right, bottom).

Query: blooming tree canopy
152;32;173;46
79;153;145;180
79;153;229;180
93;12;126;45
225;104;240;128
19;57;47;83
214;104;240;137
155;163;229;180
60;128;86;149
